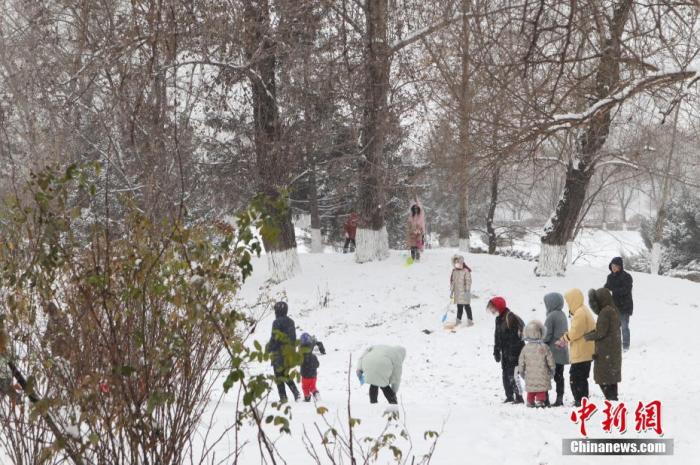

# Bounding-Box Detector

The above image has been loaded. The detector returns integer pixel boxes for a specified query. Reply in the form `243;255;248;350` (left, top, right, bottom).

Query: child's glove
493;351;501;363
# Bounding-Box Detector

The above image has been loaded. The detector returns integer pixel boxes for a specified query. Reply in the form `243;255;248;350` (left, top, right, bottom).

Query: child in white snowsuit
450;255;473;326
518;320;555;408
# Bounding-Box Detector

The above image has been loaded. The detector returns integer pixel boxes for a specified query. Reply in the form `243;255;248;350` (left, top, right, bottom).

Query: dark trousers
600;383;618;401
457;304;472;321
369;385;397;404
501;360;521;400
554;364;565;396
569;361;591;403
410;247;420;260
274;366;300;401
343;238;356;253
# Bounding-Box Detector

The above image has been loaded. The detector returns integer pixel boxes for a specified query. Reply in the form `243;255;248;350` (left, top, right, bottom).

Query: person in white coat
356;345;406;404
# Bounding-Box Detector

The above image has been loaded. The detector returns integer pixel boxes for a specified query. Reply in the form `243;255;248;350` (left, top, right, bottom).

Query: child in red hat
488;297;525;403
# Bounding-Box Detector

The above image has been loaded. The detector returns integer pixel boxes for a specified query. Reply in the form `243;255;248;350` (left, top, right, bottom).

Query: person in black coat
604;257;633;351
300;333;326;402
266;301;300;402
489;296;525;404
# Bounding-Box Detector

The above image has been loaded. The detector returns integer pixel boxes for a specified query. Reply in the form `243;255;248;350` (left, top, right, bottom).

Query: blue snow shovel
441;300;453;323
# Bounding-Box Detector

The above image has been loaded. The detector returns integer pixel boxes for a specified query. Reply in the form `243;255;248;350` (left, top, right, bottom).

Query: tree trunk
309;160;323;253
486;166;500;254
356;0;390;263
536;0;633;276
244;0;300;281
457;0;472;253
650;101;680;275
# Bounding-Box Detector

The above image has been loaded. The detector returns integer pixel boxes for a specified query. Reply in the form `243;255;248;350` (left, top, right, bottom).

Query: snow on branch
543;67;698;132
389;12;465;55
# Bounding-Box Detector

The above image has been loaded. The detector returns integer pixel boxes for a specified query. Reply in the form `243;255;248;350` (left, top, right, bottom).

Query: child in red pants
518;320;555;408
300;333;325;401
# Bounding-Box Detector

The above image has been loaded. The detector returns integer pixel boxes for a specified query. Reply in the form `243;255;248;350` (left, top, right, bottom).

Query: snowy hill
226;248;700;464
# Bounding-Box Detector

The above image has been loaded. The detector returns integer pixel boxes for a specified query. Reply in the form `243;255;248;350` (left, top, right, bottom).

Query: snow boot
535;400;546;408
553;394;564;407
513;395;524;404
313;391;321;401
503;397;514;404
289;385;301;402
466;319;474;327
304;396;311;402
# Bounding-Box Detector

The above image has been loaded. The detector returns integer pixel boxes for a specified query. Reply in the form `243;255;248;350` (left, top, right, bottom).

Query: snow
504;229;646;268
217;246;700;464
3;232;693;464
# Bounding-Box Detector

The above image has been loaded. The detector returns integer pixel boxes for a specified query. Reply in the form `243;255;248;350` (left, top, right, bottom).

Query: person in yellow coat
557;289;596;407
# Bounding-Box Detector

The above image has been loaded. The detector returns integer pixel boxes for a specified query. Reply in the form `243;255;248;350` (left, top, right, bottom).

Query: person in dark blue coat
266;301;300;402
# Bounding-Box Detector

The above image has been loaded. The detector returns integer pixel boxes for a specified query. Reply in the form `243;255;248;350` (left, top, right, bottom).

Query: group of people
489;257;634;408
266;301;326;403
342;199;427;260
270;225;634;408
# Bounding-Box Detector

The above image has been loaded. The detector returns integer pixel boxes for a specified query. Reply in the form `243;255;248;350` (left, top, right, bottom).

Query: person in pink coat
406;199;426;261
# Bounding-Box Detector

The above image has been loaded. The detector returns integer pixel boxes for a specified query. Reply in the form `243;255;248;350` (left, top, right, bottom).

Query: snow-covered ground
504;229;646;268
225;247;699;464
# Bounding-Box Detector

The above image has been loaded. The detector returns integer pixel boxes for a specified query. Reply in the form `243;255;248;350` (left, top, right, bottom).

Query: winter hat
488;296;507;314
523;320;545;340
274;301;288;318
300;332;315;347
609;257;624;271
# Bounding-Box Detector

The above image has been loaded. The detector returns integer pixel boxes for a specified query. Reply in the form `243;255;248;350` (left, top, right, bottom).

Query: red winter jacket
344;213;359;239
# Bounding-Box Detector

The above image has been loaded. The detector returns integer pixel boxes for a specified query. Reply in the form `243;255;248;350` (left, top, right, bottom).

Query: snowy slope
225;248;699;465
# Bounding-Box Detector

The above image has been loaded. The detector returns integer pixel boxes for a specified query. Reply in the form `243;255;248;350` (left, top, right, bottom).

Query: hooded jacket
358;345;406;393
543;293;569;365
300;346;320;379
494;309;525;364
562;289;596;364
604;257;634;315
585;288;622;385
518;320;556;392
266;305;297;369
406;200;426;249
450;256;472;305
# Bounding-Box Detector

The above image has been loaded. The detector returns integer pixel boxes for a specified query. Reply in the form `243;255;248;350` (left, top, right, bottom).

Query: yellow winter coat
562;289;596;363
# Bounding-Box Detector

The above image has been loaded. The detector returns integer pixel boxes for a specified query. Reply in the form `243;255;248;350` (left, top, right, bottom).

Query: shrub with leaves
0;163;288;465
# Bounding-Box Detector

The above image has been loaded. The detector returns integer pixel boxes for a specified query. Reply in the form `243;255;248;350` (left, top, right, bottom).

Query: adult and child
267;255;631;408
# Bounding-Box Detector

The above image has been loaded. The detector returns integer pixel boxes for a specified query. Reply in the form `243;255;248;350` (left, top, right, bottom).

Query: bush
0;164;284;465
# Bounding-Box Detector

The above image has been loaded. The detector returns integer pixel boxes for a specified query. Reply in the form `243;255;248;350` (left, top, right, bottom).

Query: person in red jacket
343;212;359;253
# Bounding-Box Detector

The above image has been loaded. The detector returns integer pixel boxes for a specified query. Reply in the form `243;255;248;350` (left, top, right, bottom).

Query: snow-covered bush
0;164;290;465
641;190;700;276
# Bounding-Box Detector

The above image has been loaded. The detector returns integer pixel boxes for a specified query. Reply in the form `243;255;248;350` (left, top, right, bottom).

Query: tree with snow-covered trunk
355;2;463;263
535;0;633;276
650;101;681;275
355;0;391;263
243;0;300;281
486;165;500;254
